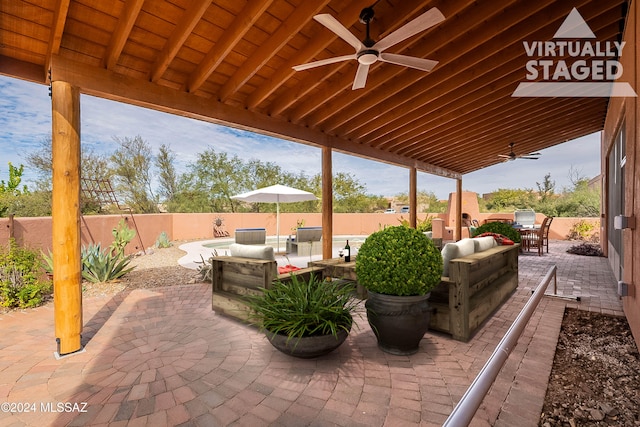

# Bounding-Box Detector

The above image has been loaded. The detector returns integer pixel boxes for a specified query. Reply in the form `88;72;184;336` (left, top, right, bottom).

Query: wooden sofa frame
210;255;323;321
428;244;519;341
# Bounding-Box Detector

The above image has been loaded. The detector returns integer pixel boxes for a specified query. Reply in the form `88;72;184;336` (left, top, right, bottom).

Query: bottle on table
344;240;351;262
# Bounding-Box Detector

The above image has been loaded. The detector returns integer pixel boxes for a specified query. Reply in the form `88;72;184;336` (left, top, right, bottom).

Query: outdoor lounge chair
286;226;322;255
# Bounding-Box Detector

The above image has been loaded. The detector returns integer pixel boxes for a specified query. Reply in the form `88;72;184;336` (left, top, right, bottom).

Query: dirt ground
539;308;640;426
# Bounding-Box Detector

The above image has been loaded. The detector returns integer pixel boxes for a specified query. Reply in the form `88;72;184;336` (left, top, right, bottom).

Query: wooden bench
428;244;519;341
210;254;324;321
234;228;266;245
286;226;322;256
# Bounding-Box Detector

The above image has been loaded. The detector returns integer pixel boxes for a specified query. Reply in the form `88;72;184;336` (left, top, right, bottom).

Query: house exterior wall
602;0;640;346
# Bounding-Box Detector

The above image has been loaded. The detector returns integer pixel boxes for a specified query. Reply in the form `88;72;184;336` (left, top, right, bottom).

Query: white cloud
0;74;602;199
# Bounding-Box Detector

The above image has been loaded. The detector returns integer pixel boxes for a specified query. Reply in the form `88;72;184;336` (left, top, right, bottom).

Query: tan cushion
229;243;275;261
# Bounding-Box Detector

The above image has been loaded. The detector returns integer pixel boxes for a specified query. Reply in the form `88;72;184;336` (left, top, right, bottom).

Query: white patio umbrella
231;184;318;251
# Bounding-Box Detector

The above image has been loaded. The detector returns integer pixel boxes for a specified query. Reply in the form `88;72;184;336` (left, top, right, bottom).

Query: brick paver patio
0;241;623;426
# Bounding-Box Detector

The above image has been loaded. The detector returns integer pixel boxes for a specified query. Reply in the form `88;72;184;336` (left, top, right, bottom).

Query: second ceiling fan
498;143;541;161
292;6;445;90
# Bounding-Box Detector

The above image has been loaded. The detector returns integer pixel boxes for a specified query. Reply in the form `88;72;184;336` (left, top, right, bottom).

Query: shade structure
231;184;318;251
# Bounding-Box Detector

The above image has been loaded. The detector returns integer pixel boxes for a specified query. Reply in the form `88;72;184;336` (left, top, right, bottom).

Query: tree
0;163;28;196
155;144;179;203
332;172;383;213
485;188;536;212
25;137;110;191
536;173;555;203
181;148;246;212
110;135;158;213
0;163;30;217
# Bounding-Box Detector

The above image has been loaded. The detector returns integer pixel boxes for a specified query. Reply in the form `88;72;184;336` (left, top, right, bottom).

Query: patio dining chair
523;216;553;255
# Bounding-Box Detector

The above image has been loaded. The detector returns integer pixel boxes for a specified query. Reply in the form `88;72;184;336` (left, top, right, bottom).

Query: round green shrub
471;222;521;243
355;226;442;296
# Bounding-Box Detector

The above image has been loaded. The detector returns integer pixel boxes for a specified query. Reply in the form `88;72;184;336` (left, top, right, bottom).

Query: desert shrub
81;243;135;283
472;222;521;243
567;219;595;241
0;239;51;308
398;215;433;232
155;231;172;248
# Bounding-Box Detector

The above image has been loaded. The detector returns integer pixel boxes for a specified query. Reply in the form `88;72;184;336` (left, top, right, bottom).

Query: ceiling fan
498;143;541;161
292;7;445;90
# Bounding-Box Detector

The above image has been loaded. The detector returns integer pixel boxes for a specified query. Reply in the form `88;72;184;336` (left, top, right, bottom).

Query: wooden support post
8;214;14;239
322;146;333;259
51;80;83;356
409;166;417;228
456;178;463;241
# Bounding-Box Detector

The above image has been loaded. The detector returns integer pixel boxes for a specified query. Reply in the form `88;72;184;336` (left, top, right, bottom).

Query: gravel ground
81;243;203;297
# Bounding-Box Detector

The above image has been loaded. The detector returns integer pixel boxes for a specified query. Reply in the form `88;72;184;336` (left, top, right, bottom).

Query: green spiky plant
81;243;135;283
246;273;359;340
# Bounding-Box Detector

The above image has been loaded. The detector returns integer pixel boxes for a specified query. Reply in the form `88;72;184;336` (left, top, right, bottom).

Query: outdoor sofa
428;236;519;341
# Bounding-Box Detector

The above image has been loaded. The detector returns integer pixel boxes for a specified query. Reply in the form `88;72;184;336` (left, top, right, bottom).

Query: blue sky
0;74;600;200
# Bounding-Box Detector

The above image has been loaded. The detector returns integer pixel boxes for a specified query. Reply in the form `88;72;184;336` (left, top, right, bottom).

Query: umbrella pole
276;198;280;253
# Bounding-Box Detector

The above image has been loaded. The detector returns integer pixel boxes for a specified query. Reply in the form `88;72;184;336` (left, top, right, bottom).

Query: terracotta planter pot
265;327;350;359
365;291;431;355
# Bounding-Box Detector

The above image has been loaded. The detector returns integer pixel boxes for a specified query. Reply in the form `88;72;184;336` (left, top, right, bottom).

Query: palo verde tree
110;135;159;213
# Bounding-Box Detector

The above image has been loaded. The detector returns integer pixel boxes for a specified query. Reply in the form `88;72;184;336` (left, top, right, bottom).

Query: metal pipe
443;265;557;427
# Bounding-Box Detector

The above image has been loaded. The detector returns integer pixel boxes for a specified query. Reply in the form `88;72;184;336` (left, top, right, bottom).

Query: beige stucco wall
602;0;639;346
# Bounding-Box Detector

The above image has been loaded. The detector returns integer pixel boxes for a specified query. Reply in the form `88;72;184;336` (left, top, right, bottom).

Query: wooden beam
322;146;333;260
44;0;70;81
49;55;461;179
0;55;46;84
103;0;145;70
149;0;211;83
218;1;329;103
410;167;417;228
187;0;273;93
51;80;82;356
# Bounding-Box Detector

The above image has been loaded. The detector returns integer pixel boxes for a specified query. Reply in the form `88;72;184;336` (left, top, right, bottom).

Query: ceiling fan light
357;50;378;65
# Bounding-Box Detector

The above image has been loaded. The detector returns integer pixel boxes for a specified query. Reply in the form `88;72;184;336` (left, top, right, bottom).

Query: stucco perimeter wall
1;212;598;254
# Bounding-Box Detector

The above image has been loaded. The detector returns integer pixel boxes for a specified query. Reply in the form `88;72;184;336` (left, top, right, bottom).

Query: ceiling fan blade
292;54;356;71
379;53;438;71
518;156;540;160
352;63;370;90
373;8;445;52
314;14;363;51
497;154;510;158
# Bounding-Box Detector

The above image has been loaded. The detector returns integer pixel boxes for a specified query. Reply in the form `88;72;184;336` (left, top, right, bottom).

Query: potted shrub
355;226;442;355
246;273;359;358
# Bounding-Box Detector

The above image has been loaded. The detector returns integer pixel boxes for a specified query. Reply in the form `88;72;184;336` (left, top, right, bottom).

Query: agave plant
81;243;135;283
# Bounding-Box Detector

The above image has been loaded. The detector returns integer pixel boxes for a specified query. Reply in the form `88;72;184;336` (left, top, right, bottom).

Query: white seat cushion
229;243;275;261
473;236;498;252
441;238;475;277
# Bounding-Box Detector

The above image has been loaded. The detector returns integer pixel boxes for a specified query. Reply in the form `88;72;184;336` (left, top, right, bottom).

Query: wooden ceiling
0;0;629;179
